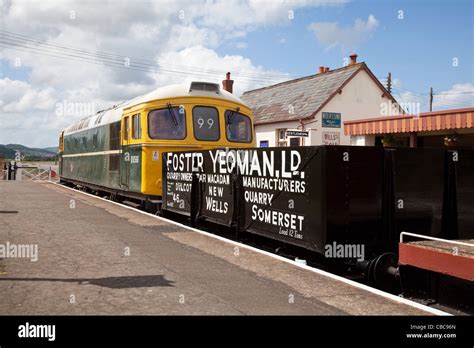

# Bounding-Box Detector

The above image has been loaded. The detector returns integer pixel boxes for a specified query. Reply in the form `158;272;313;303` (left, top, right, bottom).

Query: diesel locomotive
58;81;255;211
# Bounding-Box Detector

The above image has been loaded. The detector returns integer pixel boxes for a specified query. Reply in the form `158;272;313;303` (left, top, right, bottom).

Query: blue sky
1;0;473;147
219;0;473;109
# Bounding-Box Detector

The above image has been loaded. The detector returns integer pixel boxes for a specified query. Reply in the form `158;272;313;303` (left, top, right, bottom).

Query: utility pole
386;72;392;94
429;87;433;112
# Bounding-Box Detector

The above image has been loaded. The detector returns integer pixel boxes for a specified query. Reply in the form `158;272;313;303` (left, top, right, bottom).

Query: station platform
0;181;446;315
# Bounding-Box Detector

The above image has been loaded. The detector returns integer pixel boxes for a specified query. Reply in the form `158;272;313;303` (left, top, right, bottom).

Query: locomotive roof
63;82;247;135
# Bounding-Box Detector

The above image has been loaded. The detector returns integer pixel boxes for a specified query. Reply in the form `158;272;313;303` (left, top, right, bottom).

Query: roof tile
241;63;362;125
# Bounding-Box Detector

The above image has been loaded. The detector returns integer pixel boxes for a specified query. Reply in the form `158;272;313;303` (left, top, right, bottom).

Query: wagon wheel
370;252;399;292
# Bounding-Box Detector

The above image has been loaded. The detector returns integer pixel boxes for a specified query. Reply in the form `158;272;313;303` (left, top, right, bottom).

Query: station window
289;137;300;146
225;110;252;143
148;106;186;140
276;128;287;147
132;114;141;139
193;106;219;141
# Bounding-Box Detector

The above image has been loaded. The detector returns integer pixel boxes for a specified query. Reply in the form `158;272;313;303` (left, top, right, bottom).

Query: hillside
43;147;59;154
0;144;58;160
0;145;16;159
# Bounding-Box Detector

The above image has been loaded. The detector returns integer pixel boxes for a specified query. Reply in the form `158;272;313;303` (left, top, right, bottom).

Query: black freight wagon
162;146;473;262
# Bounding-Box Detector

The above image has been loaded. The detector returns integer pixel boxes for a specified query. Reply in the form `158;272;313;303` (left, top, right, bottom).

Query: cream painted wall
350;135;376;146
313;70;399;145
255;120;307;147
254;69;401;147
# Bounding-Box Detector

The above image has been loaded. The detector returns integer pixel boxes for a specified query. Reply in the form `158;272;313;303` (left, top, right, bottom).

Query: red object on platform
399;242;474;281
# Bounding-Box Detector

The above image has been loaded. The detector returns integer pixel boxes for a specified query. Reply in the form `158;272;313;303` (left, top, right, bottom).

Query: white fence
2;163;59;182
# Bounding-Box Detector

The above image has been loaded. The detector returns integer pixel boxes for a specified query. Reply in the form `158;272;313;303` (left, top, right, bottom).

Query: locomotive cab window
123;116;129;141
148;106;186;140
193;106;219;141
225;110;252;143
132;114;141;139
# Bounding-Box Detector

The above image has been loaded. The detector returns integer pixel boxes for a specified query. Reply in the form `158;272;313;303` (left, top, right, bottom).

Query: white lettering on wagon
166;152;204;172
251;205;304;233
205;185;229;214
164;149;309;242
209;149;302;178
244;191;274;206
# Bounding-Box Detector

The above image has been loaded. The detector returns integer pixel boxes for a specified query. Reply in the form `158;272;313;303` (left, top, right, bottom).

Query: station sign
322;112;341;128
286;130;309;137
322;132;340;145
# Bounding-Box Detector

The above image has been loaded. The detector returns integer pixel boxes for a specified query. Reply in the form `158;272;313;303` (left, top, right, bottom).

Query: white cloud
390;80;474;114
433;83;474;110
154;46;288;96
308;14;379;51
0;78;114;147
0;78;56;113
0;79;64;147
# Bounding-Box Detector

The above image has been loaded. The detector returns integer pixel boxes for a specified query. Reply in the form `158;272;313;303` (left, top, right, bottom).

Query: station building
240;54;402;147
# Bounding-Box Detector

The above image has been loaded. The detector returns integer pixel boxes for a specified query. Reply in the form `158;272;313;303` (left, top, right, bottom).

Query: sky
1;0;473;148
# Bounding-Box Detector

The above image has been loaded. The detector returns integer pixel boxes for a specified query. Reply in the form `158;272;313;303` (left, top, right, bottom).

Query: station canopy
344;108;474;135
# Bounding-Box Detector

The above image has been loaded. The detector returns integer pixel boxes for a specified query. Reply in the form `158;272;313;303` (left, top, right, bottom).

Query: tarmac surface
0;181;436;315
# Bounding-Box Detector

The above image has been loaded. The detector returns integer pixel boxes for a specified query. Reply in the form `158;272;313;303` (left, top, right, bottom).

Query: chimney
222;72;234;93
318;66;325;74
349;53;358;65
325;67;330;72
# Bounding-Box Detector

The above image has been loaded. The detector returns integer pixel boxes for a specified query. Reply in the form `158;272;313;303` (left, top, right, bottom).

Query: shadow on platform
0;275;175;289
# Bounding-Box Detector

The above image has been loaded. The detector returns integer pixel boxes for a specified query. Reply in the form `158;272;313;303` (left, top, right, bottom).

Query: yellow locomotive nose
58;80;255;213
